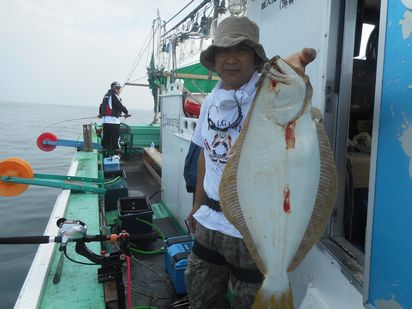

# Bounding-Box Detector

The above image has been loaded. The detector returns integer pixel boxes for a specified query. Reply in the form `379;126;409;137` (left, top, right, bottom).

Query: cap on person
111;81;122;89
200;16;268;73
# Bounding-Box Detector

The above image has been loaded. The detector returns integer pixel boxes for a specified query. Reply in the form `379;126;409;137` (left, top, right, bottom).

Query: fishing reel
0;218;131;308
53;218;128;266
56;218;87;249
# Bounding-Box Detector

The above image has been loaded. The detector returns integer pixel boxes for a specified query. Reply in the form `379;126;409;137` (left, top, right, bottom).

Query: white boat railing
14;161;79;309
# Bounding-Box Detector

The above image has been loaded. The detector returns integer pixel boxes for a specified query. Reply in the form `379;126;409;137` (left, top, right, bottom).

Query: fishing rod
41;116;99;130
0;218;153;246
0;218;153;309
42;115;131;130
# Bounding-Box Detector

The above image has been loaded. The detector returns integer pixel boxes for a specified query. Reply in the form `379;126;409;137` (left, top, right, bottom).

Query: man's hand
284;48;316;72
187;206;200;233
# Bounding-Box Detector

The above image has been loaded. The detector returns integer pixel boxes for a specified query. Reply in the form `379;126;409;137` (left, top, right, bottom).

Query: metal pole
83;124;93;152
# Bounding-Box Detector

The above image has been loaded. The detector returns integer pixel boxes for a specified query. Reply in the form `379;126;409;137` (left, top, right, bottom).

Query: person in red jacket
98;81;131;157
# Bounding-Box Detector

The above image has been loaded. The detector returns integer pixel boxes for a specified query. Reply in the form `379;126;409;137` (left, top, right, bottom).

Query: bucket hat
200;16;268;72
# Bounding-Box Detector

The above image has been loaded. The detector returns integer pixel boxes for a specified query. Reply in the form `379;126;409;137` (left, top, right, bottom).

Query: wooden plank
104;281;118;304
143;160;161;184
161;72;220;81
143;147;162;167
143;147;162;185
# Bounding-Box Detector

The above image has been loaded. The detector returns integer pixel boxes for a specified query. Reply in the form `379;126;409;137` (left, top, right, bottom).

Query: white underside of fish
236;106;320;292
219;57;337;309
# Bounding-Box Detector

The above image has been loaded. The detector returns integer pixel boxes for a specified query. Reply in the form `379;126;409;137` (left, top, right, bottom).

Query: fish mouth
267;66;290;86
269;55;283;72
271;59;282;73
264;58;307;112
266;57;305;87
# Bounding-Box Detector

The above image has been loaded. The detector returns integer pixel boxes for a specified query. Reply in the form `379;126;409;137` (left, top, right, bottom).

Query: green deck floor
37;126;181;308
39;151;105;309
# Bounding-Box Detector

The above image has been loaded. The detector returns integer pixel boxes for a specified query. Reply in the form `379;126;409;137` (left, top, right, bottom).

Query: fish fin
252;285;293;309
219;80;266;273
311;107;323;121
288;121;338;271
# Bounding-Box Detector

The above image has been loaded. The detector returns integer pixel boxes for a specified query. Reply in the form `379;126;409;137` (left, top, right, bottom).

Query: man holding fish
185;15;336;309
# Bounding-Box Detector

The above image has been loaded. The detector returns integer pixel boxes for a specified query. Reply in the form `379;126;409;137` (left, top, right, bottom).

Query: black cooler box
117;192;153;235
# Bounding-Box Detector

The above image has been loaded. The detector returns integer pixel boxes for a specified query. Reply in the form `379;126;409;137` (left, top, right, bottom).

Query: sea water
0;101;154;309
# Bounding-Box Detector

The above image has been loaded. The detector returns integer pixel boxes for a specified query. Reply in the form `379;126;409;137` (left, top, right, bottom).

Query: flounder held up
219;56;338;309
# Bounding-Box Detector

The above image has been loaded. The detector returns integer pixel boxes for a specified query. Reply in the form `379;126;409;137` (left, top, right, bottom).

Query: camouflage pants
184;223;261;309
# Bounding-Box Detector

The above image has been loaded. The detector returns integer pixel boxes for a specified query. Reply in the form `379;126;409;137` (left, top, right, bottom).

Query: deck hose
128;219;165;255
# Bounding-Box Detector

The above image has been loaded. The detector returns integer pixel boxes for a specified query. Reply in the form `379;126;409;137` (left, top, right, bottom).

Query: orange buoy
0;158;34;196
37;132;58;152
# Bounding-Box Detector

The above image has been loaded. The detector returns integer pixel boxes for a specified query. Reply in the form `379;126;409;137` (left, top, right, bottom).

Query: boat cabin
157;0;412;308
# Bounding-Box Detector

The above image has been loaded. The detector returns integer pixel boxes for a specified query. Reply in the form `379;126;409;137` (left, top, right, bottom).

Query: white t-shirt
192;72;259;238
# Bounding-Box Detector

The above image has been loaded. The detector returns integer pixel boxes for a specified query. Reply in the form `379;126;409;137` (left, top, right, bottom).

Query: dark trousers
102;123;120;155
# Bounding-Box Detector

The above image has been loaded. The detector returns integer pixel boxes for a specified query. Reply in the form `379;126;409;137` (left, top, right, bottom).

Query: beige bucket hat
200;16;268;72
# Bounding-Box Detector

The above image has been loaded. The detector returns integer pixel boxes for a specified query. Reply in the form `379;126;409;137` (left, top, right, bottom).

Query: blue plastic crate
103;157;120;172
164;235;193;294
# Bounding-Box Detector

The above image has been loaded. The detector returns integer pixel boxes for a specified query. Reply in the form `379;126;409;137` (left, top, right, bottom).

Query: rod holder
83;124;93;152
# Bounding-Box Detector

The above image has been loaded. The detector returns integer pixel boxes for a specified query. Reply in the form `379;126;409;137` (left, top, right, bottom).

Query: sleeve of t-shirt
192;95;210;148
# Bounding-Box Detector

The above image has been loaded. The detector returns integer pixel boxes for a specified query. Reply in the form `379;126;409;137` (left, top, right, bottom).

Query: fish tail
252;280;294;309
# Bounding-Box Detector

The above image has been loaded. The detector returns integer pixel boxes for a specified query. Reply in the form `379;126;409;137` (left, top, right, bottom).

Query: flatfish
219;56;338;309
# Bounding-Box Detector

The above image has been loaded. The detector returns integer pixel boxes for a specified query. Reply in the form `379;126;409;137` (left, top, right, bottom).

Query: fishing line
131;256;174;290
41;116;99;130
41;115;131;130
127;75;149;83
121;255;174;302
125;27;154;83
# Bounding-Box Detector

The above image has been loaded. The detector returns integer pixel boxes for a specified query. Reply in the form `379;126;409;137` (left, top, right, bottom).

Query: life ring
183;99;201;118
37;132;58;152
0;158;34;196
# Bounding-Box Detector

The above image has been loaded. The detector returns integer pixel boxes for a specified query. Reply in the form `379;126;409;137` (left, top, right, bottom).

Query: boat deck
106;154;189;309
19;131;189;309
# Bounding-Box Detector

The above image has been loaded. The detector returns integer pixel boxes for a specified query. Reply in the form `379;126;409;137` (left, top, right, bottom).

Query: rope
126;255;133;309
103;176;121;186
164;0;196;26
125;27;155;83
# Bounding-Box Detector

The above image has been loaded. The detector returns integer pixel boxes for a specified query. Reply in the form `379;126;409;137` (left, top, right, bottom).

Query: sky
0;0;193;110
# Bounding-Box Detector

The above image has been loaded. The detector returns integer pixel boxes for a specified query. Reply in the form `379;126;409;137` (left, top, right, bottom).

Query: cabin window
326;0;380;289
344;19;377;252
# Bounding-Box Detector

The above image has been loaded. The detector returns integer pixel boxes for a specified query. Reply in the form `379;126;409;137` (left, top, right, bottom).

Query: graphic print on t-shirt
204;132;233;165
